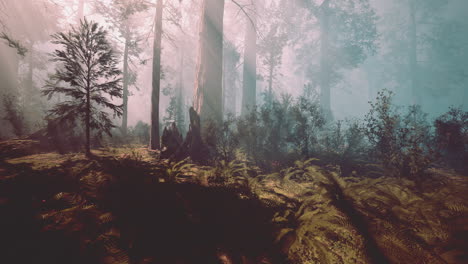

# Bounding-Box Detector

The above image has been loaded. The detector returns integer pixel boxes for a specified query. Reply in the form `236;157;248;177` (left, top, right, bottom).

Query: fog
0;0;466;138
1;2;467;262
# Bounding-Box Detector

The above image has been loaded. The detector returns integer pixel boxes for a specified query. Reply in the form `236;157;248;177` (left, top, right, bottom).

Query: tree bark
320;0;332;120
193;0;225;127
150;0;163;150
267;53;274;107
121;26;130;135
85;31;91;156
241;7;257;116
177;50;185;134
223;43;238;116
0;40;20;138
26;45;34;103
85;77;91;156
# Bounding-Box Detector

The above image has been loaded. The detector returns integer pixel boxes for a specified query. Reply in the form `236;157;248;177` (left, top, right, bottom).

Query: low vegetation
0;140;466;263
0;91;467;264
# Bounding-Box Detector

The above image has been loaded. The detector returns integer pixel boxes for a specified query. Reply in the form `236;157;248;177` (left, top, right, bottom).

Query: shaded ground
0;145;283;263
0;140;467;264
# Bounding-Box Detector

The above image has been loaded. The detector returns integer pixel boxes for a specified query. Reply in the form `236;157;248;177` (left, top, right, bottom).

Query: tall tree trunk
24;44;34;133
121;26;130;135
193;0;225;127
408;0;419;106
26;45;33;102
223;43;238;116
267;55;274;107
241;7;257;116
0;47;19;138
320;0;332;119
177;49;185;134
85;81;91;156
222;45;227;115
150;0;163;150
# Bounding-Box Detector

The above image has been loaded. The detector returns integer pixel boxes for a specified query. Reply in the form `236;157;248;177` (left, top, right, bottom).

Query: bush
2;95;25;137
237;107;262;165
321;119;368;176
131;121;150;145
398;105;435;177
236;94;324;170
102;121;150;147
434;107;467;171
365;90;434;177
288;96;325;157
214;115;239;162
46;118;86;153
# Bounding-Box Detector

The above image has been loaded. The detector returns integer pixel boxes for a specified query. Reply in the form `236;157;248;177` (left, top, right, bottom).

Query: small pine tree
43;19;122;156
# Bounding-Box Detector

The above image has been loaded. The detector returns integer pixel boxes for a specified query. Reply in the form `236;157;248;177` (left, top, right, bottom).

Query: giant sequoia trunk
121;26;130;135
223;43;238;116
241;8;257;116
150;0;163;150
0;41;20;137
319;0;332;119
193;0;225;127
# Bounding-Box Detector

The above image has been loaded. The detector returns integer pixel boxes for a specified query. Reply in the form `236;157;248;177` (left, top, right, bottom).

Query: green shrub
365;90;434;178
288;96;325;157
236;94;324;170
321;119;368;176
434;107;467;171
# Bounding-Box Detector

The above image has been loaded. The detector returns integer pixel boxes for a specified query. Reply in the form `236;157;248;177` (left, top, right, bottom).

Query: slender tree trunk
267;56;274;107
193;0;225;127
121;26;130;135
85;83;91;156
26;45;33;102
23;45;35;133
177;49;185;133
222;45;227;115
241;8;257;116
85;31;91;156
320;0;332;119
409;0;419;106
150;0;163;150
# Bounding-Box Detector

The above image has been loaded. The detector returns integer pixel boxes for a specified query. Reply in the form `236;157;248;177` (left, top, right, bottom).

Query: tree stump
161;122;184;159
182;107;207;162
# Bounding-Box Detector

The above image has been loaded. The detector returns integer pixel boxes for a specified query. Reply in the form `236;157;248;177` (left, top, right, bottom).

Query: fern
165;158;195;182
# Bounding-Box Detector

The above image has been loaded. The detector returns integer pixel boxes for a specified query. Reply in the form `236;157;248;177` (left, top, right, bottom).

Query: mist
1;0;466;136
0;1;467;263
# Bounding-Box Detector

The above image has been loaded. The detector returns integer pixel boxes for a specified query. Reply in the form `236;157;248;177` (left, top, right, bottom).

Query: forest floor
0;139;467;264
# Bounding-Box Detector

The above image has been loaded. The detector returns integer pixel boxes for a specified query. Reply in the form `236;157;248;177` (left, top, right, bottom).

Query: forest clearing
0;139;467;263
1;0;467;263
